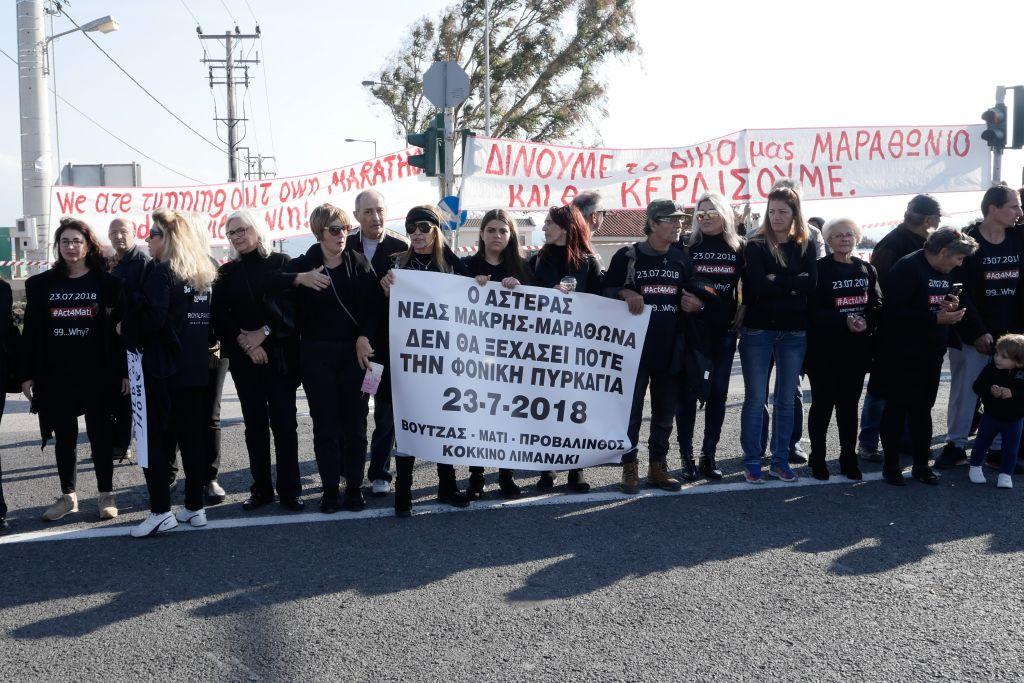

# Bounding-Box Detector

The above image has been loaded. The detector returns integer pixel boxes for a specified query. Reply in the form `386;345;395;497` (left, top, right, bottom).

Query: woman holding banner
461;209;534;500
527;204;602;494
676;192;745;481
123;209;218;538
738;185;817;484
380;205;471;516
286;204;382;514
806;218;880;480
21;218;125;523
213;209;329;513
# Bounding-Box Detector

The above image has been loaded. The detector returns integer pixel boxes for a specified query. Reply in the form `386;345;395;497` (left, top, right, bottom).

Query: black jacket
110;245;150;311
528;246;603;293
345;230;409;277
870;223;927;289
973;362;1024;422
741;238;817;331
0;278;22;392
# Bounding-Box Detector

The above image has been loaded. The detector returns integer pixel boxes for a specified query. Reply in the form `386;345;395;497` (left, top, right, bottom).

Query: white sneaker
969;466;986;485
130;511;178;538
371;479;392;496
997;474;1013;489
175;507;208;527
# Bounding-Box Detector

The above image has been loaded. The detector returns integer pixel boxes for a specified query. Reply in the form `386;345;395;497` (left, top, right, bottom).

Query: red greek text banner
461;125;991;210
48;148;438;245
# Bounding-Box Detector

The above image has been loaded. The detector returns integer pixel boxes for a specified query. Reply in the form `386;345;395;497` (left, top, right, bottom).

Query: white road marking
0;472;886;546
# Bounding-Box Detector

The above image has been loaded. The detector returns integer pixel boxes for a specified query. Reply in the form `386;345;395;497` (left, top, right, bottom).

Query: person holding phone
286;204;383;514
874;228;977;486
806;219;881;480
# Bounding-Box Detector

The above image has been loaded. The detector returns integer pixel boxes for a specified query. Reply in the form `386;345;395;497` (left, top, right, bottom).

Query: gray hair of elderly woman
225;209;271;260
924;226;978;257
821;217;862;243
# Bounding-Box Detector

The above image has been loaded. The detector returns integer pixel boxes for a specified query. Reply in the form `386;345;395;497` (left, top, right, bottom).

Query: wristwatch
262;325;271;337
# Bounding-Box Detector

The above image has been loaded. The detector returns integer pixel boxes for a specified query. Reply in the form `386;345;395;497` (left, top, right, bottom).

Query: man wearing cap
857;194;943;462
936;183;1024;469
604;199;703;494
345;189;408;496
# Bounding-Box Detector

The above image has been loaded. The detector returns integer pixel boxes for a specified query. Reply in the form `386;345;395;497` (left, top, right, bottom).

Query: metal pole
16;0;51;259
484;0;491;137
993;86;1006;184
444;106;456;248
226;32;237;182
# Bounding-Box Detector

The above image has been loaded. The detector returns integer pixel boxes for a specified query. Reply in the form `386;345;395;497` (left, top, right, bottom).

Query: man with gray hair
572;190;606;235
345;189;408;496
874;227;977;486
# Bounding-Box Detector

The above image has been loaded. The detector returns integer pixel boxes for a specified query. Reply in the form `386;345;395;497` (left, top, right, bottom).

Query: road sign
423;61;470;108
438;195;467;231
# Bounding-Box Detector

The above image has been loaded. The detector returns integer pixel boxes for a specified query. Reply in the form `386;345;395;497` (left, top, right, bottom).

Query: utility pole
16;0;51;259
237;146;276;180
199;28;260;182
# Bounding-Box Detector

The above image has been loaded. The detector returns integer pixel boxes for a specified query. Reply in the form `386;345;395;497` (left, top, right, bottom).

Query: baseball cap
646;199;686;222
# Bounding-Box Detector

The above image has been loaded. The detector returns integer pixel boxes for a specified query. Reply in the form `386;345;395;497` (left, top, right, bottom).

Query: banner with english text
48;148;437;246
461;125;991;210
389;271;650;470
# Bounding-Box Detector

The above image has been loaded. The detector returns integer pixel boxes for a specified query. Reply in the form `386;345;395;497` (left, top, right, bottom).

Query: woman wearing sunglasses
380;205;470;517
212;210;331;513
461;208;534;500
122;210;218;537
285;204;383;514
21;218;126;523
676;192;745;481
527;204;603;494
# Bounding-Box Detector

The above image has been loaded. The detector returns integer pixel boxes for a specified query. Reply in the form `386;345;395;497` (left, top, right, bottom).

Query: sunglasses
694;210;720;221
406;221;435;234
655;216;683;224
325;225;349;236
147;229;164;240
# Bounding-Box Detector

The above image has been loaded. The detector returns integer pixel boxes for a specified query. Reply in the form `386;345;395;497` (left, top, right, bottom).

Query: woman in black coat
21;218;125;523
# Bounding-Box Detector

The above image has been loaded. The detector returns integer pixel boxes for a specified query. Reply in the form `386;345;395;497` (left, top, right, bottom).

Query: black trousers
51;401;114;495
367;366;394;482
396;455;460;493
623;363;678;465
114;391;133;452
0;391;6;518
143;380;207;513
170;358;229;484
807;363;866;470
301;340;368;494
230;352;301;499
880;357;943;476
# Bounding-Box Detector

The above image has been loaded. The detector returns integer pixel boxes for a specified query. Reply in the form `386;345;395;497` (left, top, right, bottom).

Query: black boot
681;454;698;482
467;469;486;500
536;471;555;492
809;452;830;481
839;453;863;481
498;469;522;499
567;469;590;493
437;465;470;508
395;456;414;517
344;487;366;512
698;454;723;480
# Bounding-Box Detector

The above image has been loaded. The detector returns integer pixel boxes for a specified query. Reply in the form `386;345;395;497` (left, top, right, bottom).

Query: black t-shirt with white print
683;232;742;330
46;270;102;379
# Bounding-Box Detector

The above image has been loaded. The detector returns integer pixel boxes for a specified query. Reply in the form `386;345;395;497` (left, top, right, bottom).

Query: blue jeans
676;332;737;458
970;413;1023;476
740;328;807;469
858;391;885;452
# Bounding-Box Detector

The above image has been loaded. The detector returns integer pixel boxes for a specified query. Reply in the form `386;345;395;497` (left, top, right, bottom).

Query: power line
59;7;228;155
218;0;238;25
0;46;208;184
241;0;259;23
177;0;201;27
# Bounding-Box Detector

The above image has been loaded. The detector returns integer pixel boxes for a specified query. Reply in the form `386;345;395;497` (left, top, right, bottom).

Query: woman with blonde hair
676;192;745;480
123;208;218;537
380;205;471;516
738;185;817;484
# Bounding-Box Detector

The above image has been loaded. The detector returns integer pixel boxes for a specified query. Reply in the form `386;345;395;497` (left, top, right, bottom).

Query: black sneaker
698;455;723;480
536;472;555;493
680;455;698;482
789;445;808;465
840;465;863;481
498;473;522;499
912;467;940;485
319;491;341;514
566;469;590;493
343;489;366;512
242;493;275;511
279;497;305;512
810;466;830;481
0;517;8;534
467;472;486;500
934;443;967;469
884;472;907;486
437;487;471;508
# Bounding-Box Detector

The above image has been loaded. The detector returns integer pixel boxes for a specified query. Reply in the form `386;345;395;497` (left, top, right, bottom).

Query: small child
969;334;1024;489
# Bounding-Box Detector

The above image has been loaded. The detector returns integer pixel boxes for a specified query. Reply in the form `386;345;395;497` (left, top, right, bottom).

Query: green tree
367;0;639;142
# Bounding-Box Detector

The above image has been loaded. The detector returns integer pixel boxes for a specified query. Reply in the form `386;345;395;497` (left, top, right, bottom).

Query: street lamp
345;138;377;158
43;15;120;75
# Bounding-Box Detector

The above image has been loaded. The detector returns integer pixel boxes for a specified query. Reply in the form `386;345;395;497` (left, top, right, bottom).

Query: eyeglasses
406;222;435;234
694;210;720;221
225;225;249;239
59;239;85;247
655;216;683;224
146;229;164;240
593;210;608;218
325;225;349;237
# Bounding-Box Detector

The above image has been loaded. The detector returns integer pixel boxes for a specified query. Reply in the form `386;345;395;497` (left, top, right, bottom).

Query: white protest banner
126;350;148;468
462;125;991;210
389;271;650;470
49;148;437;246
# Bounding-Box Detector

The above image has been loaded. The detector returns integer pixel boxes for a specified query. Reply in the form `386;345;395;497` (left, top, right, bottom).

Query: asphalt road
1;362;1022;681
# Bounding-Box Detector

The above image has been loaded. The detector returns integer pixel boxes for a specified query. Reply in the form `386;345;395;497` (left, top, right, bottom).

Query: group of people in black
0;180;1022;537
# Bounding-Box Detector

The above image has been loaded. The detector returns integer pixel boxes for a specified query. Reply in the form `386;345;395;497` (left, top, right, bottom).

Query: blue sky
1;0;1021;237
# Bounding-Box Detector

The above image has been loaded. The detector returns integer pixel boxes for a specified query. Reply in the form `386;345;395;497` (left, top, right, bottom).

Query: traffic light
406;113;445;177
981;103;1007;149
1012;86;1024;149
